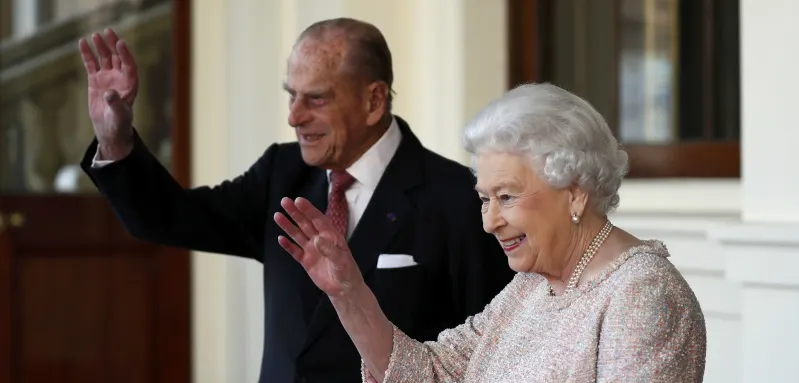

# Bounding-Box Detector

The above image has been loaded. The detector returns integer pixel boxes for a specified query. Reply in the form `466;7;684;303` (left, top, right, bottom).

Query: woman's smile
499;234;527;252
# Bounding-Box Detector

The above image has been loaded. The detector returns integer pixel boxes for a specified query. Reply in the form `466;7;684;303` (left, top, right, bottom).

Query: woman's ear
568;184;589;221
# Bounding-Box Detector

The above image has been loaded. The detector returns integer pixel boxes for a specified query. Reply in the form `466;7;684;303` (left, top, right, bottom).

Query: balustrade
1;0;173;193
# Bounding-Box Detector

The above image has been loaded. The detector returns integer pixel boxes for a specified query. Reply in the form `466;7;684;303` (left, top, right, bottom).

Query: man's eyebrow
281;84;332;99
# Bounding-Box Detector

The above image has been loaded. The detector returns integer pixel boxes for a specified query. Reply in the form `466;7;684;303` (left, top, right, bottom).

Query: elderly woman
274;83;707;382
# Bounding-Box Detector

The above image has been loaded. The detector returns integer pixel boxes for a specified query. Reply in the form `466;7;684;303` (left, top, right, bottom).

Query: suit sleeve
446;188;515;320
80;130;276;260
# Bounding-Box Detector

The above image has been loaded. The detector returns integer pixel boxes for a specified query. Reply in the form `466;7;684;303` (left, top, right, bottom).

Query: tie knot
330;170;355;192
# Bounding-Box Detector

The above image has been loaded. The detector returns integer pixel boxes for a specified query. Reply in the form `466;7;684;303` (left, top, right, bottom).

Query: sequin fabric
361;240;707;382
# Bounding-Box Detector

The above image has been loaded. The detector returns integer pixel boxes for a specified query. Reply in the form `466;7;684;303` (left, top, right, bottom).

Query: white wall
191;1;799;382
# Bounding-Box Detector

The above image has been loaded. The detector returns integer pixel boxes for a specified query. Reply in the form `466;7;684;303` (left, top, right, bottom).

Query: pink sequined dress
362;240;706;382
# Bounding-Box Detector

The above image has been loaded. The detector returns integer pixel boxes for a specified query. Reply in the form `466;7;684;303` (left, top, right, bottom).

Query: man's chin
299;149;328;167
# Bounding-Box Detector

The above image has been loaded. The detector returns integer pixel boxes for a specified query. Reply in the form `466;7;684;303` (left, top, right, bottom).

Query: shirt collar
327;117;403;191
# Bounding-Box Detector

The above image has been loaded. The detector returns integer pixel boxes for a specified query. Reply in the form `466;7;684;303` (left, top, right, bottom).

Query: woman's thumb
313;232;341;258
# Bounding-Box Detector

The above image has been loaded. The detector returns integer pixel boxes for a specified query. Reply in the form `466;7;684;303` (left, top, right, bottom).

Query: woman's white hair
462;83;629;214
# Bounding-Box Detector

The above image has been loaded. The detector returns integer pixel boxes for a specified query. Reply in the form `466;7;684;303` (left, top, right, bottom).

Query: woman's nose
482;201;504;233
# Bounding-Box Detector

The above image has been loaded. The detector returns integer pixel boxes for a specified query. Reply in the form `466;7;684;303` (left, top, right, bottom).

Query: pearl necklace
549;220;614;296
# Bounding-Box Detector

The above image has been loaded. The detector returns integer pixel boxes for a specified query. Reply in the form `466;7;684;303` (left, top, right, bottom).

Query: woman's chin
506;252;534;273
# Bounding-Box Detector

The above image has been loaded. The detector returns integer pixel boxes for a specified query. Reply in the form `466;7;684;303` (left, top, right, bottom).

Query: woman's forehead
475;167;535;193
475;153;549;192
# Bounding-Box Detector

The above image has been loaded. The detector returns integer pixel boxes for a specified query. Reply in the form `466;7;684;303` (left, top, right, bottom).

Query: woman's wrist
329;280;394;379
329;278;370;310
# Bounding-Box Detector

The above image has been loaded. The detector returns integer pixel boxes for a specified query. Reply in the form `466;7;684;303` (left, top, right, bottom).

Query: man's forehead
290;36;348;68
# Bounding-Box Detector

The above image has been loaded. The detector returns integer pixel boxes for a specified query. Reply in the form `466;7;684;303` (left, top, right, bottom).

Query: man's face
284;38;379;170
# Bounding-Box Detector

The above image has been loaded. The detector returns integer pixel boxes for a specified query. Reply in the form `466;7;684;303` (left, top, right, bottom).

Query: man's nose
288;100;310;127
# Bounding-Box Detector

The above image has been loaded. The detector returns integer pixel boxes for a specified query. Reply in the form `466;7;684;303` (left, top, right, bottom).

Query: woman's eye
499;194;513;202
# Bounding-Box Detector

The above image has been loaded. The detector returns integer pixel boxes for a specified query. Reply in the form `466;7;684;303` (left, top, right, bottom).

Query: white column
191;0;232;381
192;1;508;381
226;0;288;381
740;0;799;223
708;1;799;382
12;0;38;38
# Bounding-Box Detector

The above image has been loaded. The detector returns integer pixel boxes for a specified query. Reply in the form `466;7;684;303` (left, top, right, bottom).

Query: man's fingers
78;39;99;75
274;212;310;247
104;29;122;69
104;29;121;51
117;40;138;75
92;33;113;70
281;197;320;239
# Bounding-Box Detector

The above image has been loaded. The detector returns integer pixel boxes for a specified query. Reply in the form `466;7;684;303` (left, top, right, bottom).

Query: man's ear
365;82;388;126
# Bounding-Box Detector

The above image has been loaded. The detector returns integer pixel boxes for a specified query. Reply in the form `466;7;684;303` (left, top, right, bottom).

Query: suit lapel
301;118;424;353
297;168;329;326
267;164;329;359
303;167;329;223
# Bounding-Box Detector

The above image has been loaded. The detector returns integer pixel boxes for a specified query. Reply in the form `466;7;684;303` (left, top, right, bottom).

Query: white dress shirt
327;118;402;239
91;118;404;239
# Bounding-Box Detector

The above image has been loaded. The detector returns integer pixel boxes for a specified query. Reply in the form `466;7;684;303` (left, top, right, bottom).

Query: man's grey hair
462;83;629;214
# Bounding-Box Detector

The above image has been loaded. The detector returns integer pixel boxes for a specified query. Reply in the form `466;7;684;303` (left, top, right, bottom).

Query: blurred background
1;0;797;382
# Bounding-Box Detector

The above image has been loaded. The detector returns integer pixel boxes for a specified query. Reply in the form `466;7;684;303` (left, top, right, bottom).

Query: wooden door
0;0;192;382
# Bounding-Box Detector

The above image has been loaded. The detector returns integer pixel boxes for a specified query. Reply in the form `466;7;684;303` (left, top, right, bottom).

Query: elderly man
78;18;514;383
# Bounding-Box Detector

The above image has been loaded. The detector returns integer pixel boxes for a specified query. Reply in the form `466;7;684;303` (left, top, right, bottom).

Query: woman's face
474;152;578;274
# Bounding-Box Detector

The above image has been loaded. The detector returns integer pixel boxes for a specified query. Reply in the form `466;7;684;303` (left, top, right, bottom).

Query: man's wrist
97;127;134;161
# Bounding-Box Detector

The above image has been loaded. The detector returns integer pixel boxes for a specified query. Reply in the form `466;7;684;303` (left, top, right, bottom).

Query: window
508;0;740;178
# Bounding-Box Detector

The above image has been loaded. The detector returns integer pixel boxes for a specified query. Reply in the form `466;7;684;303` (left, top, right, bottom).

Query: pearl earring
571;213;580;224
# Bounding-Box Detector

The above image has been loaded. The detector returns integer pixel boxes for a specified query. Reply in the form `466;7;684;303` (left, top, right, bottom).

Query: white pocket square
376;254;418;269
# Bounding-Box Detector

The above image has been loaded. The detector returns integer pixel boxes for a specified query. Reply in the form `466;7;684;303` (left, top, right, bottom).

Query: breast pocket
369;263;426;328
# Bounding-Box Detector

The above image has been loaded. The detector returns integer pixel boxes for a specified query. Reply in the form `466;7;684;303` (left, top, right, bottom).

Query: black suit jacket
80;117;514;383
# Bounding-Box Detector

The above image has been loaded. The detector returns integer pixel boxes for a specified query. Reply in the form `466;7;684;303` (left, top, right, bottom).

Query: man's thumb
104;90;120;103
104;90;129;117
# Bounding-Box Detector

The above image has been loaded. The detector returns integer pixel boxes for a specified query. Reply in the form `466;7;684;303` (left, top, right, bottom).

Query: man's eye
499;195;514;202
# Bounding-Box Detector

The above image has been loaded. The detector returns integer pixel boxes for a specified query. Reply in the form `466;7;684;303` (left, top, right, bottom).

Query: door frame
162;0;193;378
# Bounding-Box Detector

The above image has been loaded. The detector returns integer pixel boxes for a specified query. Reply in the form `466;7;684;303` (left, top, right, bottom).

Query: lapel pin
386;212;397;222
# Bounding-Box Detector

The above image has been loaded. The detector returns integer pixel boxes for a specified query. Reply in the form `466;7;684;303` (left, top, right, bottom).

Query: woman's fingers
295;197;339;235
281;197;320;238
274;212;310;247
277;235;305;263
277;197;352;266
313;232;346;263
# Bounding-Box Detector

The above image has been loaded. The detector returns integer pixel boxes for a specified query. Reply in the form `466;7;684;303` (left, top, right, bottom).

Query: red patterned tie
327;170;356;237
